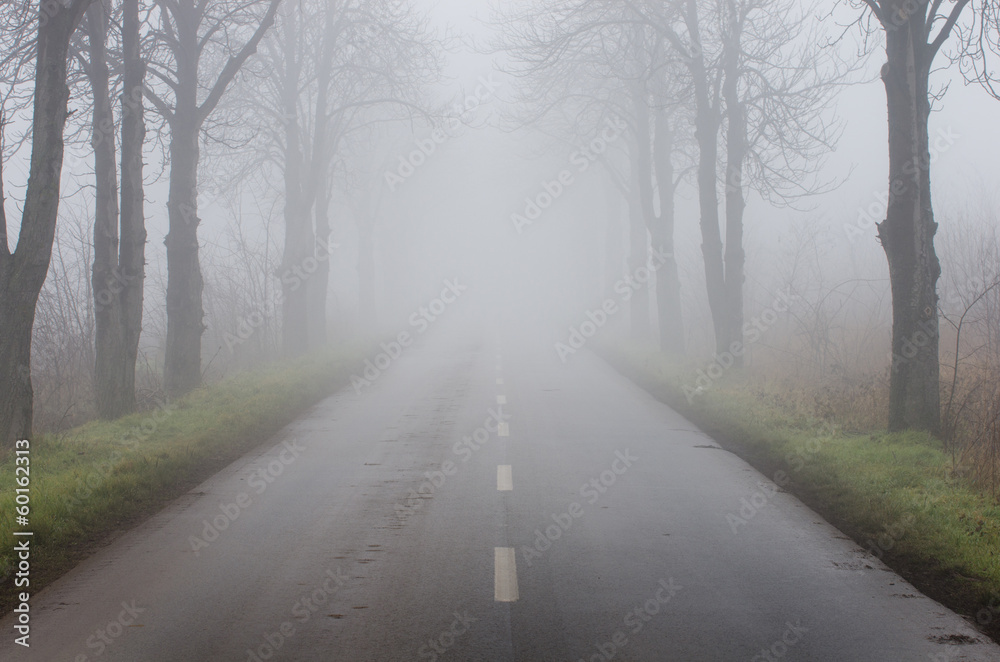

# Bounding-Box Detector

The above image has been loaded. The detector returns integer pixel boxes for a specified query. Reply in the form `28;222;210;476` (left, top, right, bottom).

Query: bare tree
75;0;147;418
498;0;843;358
0;0;95;448
144;0;280;397
341;133;401;334
230;0;441;354
630;0;846;365
117;0;146;411
495;0;688;348
629;56;689;352
844;0;973;432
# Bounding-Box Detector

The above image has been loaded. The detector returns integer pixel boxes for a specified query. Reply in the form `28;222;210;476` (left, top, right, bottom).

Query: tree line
0;0;444;448
494;0;1000;435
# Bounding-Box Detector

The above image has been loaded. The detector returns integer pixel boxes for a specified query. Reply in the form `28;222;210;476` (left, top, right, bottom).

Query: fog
5;0;1000;659
6;0;998;371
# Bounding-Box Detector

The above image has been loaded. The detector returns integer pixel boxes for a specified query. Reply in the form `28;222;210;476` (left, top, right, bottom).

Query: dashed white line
498;421;509;437
496;378;504;385
494;547;519;602
497;395;507;405
497;465;513;491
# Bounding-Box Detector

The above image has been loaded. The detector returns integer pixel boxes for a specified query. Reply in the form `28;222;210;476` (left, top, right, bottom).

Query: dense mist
4;1;1000;659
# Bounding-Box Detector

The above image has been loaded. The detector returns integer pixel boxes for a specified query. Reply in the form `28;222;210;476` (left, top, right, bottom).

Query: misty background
1;0;998;441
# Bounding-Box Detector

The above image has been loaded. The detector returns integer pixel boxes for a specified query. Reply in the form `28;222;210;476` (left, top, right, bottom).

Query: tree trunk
722;15;747;366
88;0;145;419
163;5;205;398
86;2;129;419
303;3;337;349
278;181;312;356
602;175;624;301
0;0;90;447
878;16;941;433
163;121;205;397
279;183;312;357
651;111;684;354
357;217;376;334
158;0;278;394
0;284;35;449
279;8;312;357
308;177;332;347
685;0;729;357
627;171;650;342
118;0;146;414
631;82;682;352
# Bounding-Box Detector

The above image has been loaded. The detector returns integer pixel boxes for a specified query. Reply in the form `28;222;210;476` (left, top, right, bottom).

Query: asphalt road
3;319;999;661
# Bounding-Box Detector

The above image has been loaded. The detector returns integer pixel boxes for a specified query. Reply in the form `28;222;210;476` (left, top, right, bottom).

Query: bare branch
198;0;281;124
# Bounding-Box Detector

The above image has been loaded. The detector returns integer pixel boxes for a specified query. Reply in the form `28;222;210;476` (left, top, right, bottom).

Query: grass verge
0;344;367;616
598;342;1000;643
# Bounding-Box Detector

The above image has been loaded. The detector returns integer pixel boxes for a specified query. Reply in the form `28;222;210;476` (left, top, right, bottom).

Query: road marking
498;422;509;437
497;465;513;491
496;378;504;385
497;395;506;405
494;547;519;601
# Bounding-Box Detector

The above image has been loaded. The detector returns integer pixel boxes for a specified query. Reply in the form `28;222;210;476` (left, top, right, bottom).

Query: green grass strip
0;345;367;615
